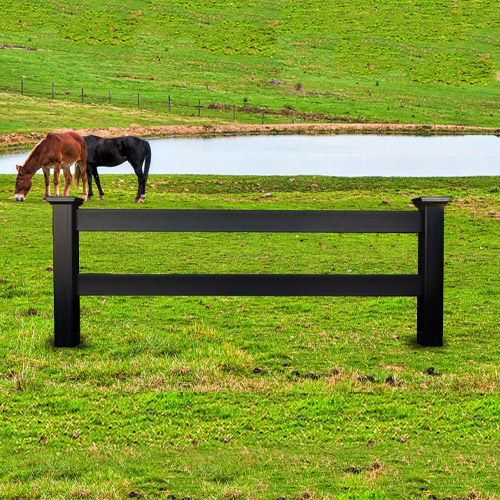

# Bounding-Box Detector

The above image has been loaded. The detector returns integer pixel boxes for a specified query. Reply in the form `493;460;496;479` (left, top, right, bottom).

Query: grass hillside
1;0;499;132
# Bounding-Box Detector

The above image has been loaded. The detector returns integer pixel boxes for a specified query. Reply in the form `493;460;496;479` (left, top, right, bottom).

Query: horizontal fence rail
76;209;423;233
77;274;423;297
48;196;451;348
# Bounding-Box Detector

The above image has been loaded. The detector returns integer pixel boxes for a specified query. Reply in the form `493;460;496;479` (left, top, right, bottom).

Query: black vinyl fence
48;196;451;348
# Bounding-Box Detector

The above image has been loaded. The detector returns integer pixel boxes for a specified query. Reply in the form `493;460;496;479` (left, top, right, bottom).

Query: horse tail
74;161;82;188
74;138;88;190
143;141;152;181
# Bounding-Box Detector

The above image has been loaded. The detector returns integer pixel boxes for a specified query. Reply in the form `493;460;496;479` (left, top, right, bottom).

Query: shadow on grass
45;335;90;351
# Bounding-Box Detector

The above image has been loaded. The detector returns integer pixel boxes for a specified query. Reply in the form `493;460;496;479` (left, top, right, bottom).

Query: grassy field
1;1;499;497
0;174;499;499
1;0;499;132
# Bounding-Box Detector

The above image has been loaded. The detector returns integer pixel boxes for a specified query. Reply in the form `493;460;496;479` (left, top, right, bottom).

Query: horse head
14;164;32;201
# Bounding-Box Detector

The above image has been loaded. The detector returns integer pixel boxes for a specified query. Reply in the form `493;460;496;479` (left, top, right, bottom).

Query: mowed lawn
0;174;499;499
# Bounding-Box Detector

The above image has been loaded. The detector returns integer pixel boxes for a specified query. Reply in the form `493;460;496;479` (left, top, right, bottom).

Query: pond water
1;134;499;177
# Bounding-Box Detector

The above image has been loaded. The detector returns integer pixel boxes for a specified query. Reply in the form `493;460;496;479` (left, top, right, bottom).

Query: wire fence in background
3;76;353;126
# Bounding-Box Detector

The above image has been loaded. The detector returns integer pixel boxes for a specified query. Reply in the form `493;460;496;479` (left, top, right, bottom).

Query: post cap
46;196;84;207
412;196;451;209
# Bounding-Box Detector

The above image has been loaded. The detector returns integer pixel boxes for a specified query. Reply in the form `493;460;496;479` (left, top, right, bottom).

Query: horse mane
22;138;44;167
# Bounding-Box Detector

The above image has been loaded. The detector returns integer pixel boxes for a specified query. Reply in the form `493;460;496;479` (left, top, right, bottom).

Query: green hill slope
0;0;499;130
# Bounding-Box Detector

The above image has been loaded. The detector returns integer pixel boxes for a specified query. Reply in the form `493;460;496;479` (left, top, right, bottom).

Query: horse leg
53;164;62;196
42;167;50;201
62;166;72;196
131;162;146;203
87;164;94;198
93;167;105;200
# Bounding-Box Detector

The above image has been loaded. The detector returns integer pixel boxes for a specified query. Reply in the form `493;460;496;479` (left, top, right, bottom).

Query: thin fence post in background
47;196;84;347
198;99;201;117
262;110;265;124
21;76;24;95
168;95;171;112
412;196;451;346
108;90;111;105
52;82;55;99
233;104;236;121
292;111;295;124
81;87;84;103
138;93;140;109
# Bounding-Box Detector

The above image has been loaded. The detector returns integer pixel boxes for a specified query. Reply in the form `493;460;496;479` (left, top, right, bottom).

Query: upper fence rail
76;209;423;233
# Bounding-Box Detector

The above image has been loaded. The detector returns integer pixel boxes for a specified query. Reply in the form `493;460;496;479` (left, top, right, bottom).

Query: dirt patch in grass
1;122;499;151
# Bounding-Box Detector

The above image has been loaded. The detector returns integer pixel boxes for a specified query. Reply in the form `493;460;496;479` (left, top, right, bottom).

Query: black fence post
412;196;451;346
47;196;84;347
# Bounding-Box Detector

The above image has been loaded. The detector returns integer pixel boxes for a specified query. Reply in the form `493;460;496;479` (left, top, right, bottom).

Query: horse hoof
134;198;144;204
99;196;104;200
42;198;48;203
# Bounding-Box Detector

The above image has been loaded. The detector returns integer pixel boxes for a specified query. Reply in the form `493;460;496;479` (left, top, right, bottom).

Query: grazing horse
84;135;152;203
14;131;88;202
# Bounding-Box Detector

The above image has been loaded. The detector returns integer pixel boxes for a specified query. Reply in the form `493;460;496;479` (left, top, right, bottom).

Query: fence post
52;82;54;99
412;196;451;346
233;104;236;121
292;111;295;124
168;95;171;112
262;110;265;124
81;87;84;103
198;99;201;117
47;196;84;347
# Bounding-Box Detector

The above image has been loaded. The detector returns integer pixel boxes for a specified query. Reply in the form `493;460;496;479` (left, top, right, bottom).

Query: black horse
84;135;152;203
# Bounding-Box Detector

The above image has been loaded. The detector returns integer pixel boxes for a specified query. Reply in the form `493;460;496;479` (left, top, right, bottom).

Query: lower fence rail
48;196;450;348
77;273;422;297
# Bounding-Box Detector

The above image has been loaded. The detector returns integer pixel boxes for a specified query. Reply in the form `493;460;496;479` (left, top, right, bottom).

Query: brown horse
14;131;88;202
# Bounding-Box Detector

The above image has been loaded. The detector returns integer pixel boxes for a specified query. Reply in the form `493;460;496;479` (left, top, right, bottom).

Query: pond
1;134;499;177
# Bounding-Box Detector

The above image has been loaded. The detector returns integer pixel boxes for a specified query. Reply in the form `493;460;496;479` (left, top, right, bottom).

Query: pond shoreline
1;122;499;153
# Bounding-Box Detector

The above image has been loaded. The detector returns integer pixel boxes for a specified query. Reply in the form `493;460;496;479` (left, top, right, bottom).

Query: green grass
0;174;499;499
0;93;237;135
1;1;499;497
0;0;499;132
